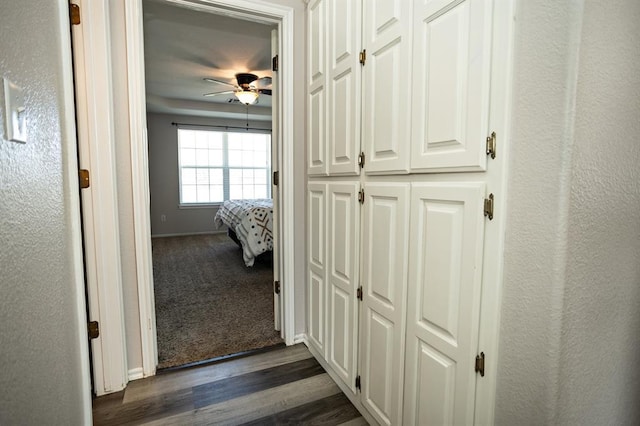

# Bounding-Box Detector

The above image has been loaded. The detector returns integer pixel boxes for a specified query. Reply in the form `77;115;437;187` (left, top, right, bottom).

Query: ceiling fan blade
203;90;235;97
203;77;237;88
250;76;272;89
257;89;272;96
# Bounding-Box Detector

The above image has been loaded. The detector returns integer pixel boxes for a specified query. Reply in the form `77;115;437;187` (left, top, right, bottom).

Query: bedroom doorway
139;0;288;369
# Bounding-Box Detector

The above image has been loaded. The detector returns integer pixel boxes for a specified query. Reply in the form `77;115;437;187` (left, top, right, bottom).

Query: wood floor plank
141;373;343;426
192;357;324;408
123;344;312;404
337;416;370;426
239;392;362;425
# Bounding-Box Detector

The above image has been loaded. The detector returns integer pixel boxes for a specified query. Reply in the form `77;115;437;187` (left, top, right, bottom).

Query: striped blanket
214;199;273;267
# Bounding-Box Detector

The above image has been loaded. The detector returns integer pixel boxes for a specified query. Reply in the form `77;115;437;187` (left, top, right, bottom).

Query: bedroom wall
496;0;640;423
147;112;272;237
0;0;91;423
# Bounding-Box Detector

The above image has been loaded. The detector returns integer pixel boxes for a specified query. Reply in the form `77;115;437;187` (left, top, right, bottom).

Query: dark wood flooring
92;344;368;425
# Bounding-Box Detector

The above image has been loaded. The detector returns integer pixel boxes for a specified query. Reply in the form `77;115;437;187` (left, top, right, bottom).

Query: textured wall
558;0;640;423
0;1;91;424
497;0;640;423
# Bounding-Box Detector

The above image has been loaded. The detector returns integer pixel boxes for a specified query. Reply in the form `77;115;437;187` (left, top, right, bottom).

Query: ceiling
142;0;275;121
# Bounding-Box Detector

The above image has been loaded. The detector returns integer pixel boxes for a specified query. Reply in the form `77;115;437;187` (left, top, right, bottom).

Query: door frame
76;0;296;392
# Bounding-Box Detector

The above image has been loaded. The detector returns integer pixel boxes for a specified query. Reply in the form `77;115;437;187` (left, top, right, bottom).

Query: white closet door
327;182;360;393
411;0;493;172
307;0;327;176
362;0;413;174
327;0;362;175
307;183;327;356
359;183;410;426
404;182;486;425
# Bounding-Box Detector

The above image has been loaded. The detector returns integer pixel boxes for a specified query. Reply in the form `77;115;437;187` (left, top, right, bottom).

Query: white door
271;29;282;332
307;182;327;356
327;182;360;393
327;0;362;175
359;183;410;426
404;182;486;425
362;0;413;174
307;0;327;176
410;0;493;172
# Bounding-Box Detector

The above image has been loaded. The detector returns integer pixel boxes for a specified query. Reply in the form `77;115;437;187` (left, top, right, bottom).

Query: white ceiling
142;0;275;121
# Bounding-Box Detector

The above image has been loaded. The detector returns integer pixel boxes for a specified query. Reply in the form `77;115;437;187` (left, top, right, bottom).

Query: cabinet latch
486;131;496;159
484;194;494;220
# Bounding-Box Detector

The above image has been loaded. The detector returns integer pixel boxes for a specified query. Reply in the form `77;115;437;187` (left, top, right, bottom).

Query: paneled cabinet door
327;0;362;175
307;0;327;176
307;183;327;356
327;182;360;393
410;0;494;172
359;183;410;426
362;0;413;174
404;182;486;425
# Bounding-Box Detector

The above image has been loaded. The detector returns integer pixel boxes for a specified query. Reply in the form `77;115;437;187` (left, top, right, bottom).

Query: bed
214;199;273;267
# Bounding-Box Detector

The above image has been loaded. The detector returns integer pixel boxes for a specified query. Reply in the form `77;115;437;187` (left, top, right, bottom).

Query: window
178;128;271;205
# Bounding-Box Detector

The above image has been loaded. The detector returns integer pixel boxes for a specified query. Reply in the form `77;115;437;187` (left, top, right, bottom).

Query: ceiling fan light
235;90;258;105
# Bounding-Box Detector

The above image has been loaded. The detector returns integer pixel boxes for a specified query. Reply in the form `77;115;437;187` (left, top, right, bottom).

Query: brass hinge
358;152;365;169
356;286;363;301
272;55;279;72
88;321;99;339
359;49;366;66
273;170;279;186
475;352;485;377
486;131;496;159
274;280;281;294
484;193;494;220
70;3;81;25
355;375;361;391
358;189;365;204
79;169;90;189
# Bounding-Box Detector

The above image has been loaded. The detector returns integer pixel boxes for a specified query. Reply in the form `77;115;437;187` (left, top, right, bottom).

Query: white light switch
3;77;26;143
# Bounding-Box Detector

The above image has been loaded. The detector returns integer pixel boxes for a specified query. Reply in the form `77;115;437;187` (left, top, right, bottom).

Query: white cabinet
307;0;511;424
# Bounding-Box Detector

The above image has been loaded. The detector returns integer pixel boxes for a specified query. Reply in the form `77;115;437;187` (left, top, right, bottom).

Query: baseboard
293;333;307;345
128;367;144;381
151;230;225;238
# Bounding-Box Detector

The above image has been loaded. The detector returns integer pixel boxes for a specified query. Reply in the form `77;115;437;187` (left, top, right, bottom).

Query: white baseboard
293;333;307;345
151;230;226;238
128;367;144;381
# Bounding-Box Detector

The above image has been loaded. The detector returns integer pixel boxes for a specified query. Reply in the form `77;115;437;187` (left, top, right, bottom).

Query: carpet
152;233;283;369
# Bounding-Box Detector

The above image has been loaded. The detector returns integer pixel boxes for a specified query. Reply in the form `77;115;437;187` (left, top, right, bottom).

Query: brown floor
92;344;368;425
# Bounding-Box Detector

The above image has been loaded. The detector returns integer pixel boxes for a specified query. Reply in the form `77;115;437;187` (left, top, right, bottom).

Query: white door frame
76;0;296;390
126;0;297;377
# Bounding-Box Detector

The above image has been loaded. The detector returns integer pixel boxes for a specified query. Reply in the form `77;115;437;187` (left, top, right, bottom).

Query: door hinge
70;3;81;25
484;193;494;220
486;131;496;159
88;321;99;339
475;352;485;377
273;170;279;186
358;152;365;169
355;375;361;391
79;169;90;189
359;49;366;66
358;189;365;204
274;280;281;294
356;286;363;301
272;55;279;72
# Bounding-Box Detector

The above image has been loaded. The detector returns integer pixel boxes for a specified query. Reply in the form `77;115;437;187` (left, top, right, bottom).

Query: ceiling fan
203;73;272;105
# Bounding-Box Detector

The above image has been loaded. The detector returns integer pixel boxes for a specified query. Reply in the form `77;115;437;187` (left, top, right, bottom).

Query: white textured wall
496;0;640;423
0;1;91;424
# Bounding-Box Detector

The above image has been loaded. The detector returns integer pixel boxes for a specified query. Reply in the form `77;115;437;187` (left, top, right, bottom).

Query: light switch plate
3;77;27;143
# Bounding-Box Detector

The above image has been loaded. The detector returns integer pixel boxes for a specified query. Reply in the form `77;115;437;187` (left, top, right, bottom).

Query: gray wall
147;112;272;236
0;1;91;424
496;0;640;424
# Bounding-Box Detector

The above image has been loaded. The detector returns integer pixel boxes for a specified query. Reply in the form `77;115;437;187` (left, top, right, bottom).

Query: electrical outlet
161;214;166;222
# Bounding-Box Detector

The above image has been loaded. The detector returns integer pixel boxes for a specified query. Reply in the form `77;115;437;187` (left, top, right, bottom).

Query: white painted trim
125;0;158;378
293;333;308;345
72;0;128;395
128;367;145;381
58;2;93;421
129;0;298;372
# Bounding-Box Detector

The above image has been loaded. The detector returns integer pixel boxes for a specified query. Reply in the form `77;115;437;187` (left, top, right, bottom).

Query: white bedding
214;199;273;267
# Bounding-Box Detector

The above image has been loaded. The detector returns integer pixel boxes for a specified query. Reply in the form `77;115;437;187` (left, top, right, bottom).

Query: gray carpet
152;233;283;369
